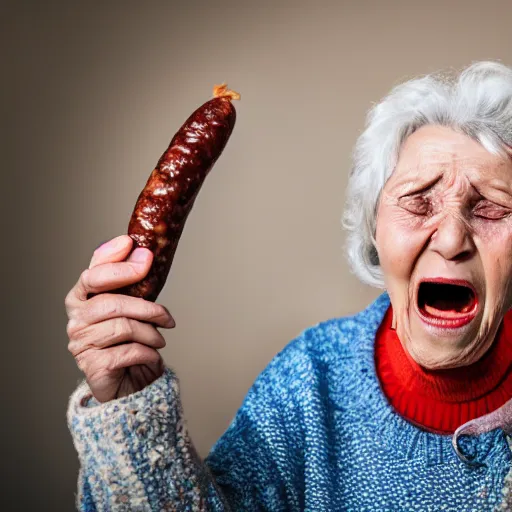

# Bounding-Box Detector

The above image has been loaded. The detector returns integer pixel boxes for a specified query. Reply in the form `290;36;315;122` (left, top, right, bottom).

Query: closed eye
398;195;431;216
473;201;511;220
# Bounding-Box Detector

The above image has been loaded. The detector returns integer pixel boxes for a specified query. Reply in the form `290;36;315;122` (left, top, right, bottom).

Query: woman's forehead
390;126;512;188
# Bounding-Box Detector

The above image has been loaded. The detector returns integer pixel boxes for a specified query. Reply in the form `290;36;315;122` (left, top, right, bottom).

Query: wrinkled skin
375;125;512;370
65;235;175;402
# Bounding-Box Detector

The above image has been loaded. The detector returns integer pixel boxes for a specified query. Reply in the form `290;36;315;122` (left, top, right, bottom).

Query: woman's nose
429;214;475;262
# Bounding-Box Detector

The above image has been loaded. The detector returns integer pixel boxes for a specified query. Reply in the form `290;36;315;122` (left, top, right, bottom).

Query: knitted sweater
67;293;512;511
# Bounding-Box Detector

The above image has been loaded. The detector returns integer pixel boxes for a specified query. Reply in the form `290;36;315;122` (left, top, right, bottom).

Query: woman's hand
65;235;175;403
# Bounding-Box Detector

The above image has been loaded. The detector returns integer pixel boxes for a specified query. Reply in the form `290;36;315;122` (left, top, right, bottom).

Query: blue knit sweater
67;293;512;511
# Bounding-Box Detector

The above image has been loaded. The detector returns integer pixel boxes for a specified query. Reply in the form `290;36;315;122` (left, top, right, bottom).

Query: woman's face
375;125;512;370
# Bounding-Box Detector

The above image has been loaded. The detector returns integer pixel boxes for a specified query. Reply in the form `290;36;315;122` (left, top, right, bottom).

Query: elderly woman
66;61;512;511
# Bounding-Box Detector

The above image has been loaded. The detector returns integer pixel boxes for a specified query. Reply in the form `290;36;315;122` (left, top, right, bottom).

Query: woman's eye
473;201;511;220
398;195;431;216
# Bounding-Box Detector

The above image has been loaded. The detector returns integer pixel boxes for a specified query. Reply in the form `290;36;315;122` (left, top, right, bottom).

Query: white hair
342;61;512;288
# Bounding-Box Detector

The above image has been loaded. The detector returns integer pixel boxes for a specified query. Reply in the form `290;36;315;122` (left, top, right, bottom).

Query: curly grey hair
342;61;512;288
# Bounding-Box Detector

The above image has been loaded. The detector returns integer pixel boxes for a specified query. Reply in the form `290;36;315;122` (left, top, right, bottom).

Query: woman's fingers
89;235;134;269
68;247;154;305
68;316;167;357
76;344;163;402
65;235;134;312
76;343;162;380
74;294;175;329
64;233;172;402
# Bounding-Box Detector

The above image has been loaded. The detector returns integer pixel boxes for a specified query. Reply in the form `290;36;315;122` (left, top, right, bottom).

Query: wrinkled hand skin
118;96;237;302
66;237;176;402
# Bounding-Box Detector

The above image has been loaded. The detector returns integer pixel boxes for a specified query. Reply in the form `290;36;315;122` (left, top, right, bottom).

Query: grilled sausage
90;83;240;302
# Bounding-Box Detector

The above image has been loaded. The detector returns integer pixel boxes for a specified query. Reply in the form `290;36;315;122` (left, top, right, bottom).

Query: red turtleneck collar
375;306;512;434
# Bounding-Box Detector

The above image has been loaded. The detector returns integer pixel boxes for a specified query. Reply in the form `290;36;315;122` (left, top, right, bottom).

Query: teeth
424;303;474;318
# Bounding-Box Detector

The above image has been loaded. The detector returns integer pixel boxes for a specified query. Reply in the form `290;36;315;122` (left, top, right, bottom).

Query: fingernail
131;247;150;263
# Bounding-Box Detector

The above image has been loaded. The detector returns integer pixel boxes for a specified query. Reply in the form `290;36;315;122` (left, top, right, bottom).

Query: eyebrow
389;172;443;197
470;178;512;205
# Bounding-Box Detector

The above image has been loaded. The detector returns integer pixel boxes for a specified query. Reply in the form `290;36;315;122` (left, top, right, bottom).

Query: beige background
4;0;511;509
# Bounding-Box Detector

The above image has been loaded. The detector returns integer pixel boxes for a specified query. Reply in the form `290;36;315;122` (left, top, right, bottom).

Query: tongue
424;301;474;318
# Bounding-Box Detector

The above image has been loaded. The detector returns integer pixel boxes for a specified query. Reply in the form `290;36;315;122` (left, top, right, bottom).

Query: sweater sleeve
67;367;289;511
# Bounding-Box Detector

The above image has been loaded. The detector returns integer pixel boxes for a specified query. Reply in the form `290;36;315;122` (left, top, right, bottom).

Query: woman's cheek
377;210;427;279
474;221;512;310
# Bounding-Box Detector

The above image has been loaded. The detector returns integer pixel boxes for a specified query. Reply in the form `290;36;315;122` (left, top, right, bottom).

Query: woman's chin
405;307;480;367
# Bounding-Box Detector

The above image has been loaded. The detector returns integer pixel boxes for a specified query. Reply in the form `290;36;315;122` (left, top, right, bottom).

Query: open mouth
417;279;478;328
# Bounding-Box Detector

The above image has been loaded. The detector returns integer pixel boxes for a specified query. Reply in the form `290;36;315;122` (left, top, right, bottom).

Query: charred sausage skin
93;84;239;302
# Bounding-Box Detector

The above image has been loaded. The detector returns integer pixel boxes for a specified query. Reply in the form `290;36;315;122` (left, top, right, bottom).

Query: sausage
90;83;240;302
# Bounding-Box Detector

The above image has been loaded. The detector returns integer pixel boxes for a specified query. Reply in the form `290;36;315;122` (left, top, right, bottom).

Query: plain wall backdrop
3;0;512;509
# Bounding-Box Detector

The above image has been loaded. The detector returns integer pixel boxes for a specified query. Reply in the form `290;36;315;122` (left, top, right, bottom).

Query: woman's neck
375;306;512;434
